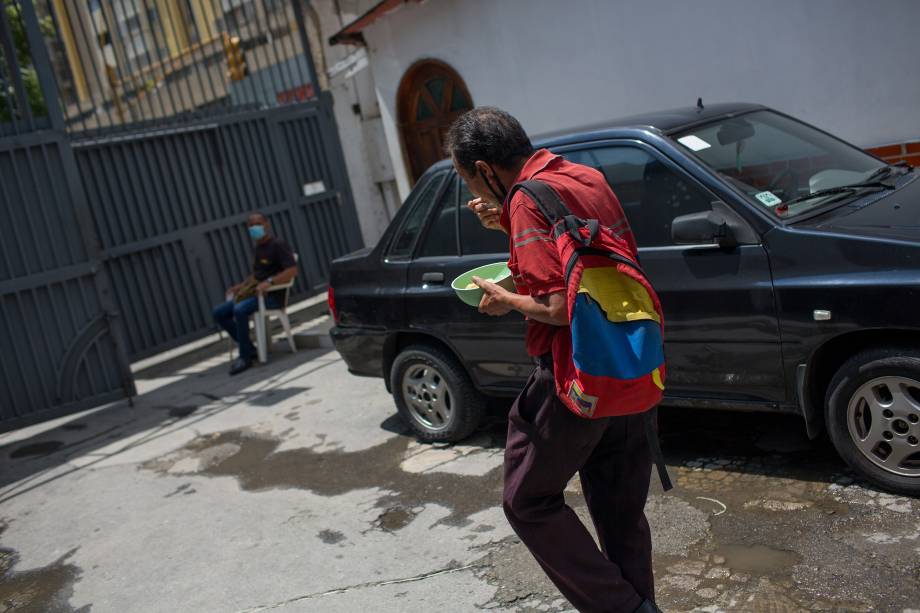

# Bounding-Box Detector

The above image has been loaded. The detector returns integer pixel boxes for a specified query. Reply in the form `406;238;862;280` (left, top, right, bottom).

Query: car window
564;146;714;248
673;110;884;217
417;176;458;258
458;181;509;255
389;173;444;258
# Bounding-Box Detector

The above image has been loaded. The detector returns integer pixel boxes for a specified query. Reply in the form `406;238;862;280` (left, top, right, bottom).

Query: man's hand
473;276;514;316
226;283;243;298
467;198;504;232
256;281;272;296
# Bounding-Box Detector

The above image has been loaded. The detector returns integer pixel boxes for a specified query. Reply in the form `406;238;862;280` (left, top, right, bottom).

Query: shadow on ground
0;341;337;504
414;400;858;492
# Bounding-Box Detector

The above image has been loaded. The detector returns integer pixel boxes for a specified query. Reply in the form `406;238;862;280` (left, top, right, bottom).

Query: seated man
213;213;297;375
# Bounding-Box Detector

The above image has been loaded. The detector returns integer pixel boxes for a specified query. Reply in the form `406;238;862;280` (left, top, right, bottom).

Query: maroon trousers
503;361;655;613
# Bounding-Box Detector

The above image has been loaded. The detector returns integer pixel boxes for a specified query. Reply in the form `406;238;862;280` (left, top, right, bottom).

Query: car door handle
422;272;445;284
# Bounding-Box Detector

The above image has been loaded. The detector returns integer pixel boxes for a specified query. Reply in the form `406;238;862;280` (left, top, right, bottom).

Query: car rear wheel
390;344;486;443
826;348;920;496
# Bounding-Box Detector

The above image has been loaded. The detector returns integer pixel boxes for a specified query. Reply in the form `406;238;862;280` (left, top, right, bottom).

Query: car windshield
672;110;887;217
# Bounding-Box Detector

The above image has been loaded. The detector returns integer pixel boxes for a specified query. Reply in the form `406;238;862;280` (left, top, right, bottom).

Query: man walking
446;107;663;613
213;212;297;375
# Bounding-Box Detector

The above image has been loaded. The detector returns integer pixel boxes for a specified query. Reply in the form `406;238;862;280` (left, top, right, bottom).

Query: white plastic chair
253;254;298;364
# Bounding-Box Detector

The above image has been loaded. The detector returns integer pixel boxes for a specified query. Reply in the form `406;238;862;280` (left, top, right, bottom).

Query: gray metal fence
0;123;136;427
75;98;361;360
1;0;362;427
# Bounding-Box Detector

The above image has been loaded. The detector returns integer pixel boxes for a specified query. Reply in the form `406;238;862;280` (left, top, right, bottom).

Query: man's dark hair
445;107;534;174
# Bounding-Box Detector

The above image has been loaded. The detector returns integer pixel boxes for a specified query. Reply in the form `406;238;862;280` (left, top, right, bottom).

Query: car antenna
697;97;704;110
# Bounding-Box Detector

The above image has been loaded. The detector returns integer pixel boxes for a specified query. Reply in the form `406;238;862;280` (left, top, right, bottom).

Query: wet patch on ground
712;543;800;574
8;441;66;459
163;405;198;419
248;387;312;407
163;482;196;498
4;424;128;467
648;407;920;611
0;523;87;613
654;458;919;611
317;529;347;545
373;504;420;532
143;428;505;527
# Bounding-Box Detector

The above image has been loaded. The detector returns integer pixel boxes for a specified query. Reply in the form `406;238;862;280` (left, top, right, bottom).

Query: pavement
1;321;918;613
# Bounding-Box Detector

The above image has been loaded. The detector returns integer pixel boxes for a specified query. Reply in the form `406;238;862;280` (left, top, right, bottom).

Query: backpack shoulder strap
508;180;571;225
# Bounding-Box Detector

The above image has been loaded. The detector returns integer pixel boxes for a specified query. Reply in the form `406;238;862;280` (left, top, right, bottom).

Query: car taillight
327;286;339;323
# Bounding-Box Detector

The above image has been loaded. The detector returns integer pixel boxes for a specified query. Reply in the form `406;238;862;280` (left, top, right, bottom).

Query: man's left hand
473;276;514;316
256;281;272;295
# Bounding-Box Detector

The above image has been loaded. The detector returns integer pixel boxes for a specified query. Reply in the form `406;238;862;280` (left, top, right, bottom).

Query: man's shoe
229;357;253;376
633;599;664;613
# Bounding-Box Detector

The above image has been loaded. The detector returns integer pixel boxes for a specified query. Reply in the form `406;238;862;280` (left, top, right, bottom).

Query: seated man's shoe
229;356;253;376
633;599;663;613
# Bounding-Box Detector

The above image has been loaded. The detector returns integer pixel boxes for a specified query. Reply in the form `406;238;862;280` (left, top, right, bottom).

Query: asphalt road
1;342;918;612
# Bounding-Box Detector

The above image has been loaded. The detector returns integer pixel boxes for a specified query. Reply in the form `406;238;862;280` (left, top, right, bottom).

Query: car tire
390;344;486;443
825;348;920;496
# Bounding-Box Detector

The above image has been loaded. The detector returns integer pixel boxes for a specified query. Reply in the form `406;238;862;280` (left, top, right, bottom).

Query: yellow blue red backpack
509;180;671;489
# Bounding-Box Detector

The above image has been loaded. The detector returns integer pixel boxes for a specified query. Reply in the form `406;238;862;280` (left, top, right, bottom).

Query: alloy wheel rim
402;364;453;432
846;375;920;477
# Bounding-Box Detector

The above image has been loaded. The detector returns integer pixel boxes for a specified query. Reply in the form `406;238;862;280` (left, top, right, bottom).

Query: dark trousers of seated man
503;355;655;613
213;294;281;362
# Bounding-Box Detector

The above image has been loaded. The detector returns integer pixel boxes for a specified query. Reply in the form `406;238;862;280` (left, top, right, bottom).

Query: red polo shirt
500;149;638;357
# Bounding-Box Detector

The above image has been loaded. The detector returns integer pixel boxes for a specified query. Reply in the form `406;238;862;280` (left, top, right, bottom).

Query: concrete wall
362;0;920;198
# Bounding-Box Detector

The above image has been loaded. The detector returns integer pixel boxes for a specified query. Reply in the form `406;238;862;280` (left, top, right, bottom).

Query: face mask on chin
248;225;265;241
480;165;508;205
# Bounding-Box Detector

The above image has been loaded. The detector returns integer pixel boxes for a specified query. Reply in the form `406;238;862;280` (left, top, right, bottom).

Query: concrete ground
1;330;918;613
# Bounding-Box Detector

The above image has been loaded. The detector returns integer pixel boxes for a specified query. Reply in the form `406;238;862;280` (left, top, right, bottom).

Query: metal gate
73;98;362;360
1;0;362;427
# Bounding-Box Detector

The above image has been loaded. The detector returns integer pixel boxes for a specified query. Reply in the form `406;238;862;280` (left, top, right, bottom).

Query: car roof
427;102;767;173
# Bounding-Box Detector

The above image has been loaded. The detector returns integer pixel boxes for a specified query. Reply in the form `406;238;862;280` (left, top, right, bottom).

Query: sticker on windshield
677;135;711;151
754;191;783;207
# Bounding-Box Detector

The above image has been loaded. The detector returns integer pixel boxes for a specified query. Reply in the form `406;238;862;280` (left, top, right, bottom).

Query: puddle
0;525;86;613
375;506;416;532
168;406;198;419
144;429;505;526
248;387;312;407
713;543;800;574
9;441;65;459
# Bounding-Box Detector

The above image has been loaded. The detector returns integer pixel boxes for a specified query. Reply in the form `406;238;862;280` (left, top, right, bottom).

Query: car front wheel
826;348;920;496
390;344;486;443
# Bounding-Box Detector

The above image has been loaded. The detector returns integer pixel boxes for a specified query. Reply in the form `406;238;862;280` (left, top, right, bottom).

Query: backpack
510;180;672;489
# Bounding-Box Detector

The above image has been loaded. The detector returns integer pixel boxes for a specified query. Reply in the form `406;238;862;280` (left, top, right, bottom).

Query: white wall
308;0;400;247
363;0;920;197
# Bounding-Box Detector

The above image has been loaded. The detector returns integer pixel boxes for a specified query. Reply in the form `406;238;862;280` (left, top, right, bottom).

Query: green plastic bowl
452;262;514;307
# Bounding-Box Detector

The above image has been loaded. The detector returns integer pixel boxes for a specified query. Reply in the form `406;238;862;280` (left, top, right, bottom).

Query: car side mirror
671;210;737;248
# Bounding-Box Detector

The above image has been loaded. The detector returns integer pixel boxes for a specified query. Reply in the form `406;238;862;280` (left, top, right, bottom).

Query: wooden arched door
397;60;474;183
